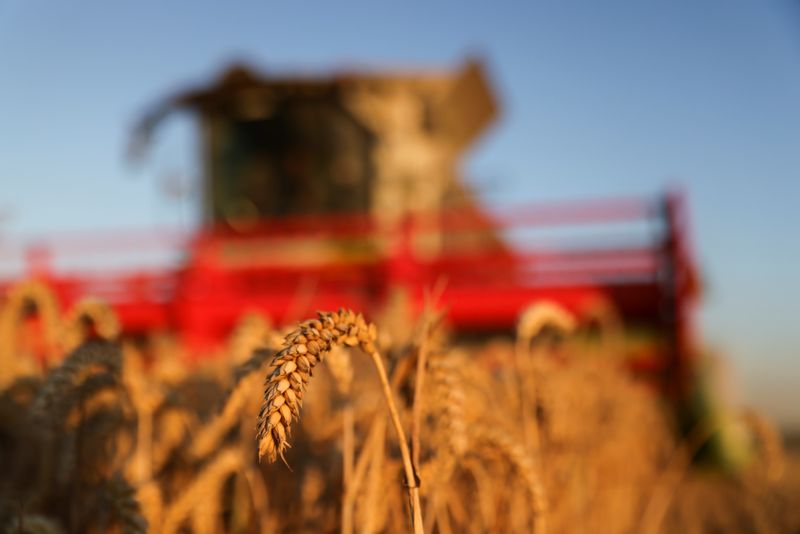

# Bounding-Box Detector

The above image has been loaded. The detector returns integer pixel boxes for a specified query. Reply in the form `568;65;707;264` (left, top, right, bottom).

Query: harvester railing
0;192;697;375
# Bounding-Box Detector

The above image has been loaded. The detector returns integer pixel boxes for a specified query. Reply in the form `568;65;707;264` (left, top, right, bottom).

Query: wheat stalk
121;344;163;484
257;308;424;533
640;418;723;534
150;407;195;474
462;456;497;530
471;426;547;534
742;409;785;482
189;347;273;460
343;408;388;534
242;466;274;534
325;345;356;534
135;481;162;534
411;309;443;471
360;418;388;534
161;447;243;534
228;312;276;365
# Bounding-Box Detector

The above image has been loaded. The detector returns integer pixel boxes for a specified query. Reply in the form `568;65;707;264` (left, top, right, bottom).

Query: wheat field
0;280;796;533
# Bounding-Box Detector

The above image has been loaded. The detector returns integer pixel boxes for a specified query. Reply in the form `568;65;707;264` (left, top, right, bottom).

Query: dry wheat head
59;298;120;354
516;301;576;348
256;309;377;463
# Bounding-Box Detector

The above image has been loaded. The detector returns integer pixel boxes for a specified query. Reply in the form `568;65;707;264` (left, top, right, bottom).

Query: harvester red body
1;193;698;384
0;61;700;392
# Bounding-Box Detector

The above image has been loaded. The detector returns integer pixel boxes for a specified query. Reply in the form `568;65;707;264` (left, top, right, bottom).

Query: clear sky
1;1;798;426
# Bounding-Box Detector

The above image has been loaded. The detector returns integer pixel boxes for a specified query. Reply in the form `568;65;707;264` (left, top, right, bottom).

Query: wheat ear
472;427;548;534
742;409;785;482
98;475;148;534
326;345;356;534
31;340;122;426
256;309;374;462
257;309;424;533
60;298;120;354
0;278;61;383
515;301;576;481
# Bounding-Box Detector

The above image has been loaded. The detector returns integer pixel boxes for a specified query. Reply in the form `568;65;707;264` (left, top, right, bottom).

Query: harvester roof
153;58;498;152
131;58;500;228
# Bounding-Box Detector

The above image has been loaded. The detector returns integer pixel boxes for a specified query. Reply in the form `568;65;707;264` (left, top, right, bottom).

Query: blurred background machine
150;60;497;229
1;59;699;390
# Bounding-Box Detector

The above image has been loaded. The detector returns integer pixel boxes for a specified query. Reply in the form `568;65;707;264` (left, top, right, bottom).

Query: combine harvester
0;60;700;394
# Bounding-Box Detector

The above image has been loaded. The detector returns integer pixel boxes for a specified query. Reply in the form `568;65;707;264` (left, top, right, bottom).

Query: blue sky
1;1;798;425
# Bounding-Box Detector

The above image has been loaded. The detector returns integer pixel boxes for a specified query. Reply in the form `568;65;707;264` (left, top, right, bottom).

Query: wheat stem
410;314;432;470
640;418;721;534
341;401;355;534
368;349;424;534
344;409;387;532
